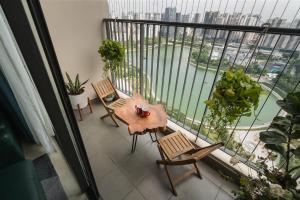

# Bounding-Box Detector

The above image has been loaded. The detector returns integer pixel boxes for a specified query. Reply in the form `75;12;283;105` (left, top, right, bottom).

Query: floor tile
118;151;155;185
88;151;116;181
136;172;173;200
216;190;234;200
123;189;145;200
170;176;220;200
97;166;134;200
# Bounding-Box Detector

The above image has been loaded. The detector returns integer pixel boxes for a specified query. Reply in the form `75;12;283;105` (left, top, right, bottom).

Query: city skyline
109;0;300;24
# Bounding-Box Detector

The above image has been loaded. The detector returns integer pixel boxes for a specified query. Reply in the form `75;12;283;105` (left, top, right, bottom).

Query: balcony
40;0;300;199
76;17;299;199
78;101;237;200
103;17;300;172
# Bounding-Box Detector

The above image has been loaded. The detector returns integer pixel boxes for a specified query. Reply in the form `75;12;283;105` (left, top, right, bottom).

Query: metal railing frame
104;18;300;170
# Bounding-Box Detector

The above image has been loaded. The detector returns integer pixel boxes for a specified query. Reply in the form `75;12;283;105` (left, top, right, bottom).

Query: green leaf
80;79;89;87
65;72;73;84
264;144;286;157
291;147;300;159
75;74;80;90
290;130;300;139
259;131;287;144
291;168;300;180
272;116;291;126
277;92;300;115
269;123;288;136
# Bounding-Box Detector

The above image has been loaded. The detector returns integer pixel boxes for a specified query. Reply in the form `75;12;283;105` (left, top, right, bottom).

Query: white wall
40;0;109;98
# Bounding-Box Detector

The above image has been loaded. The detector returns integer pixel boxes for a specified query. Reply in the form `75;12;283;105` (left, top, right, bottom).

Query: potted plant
104;93;115;102
233;92;300;200
205;68;263;143
65;72;88;109
98;40;125;77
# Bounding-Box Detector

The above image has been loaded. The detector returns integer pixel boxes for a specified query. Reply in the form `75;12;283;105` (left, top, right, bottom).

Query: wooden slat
162;141;174;159
174;134;185;149
94;78;115;98
108;98;126;109
158;131;194;160
178;134;191;148
165;140;176;153
169;137;180;152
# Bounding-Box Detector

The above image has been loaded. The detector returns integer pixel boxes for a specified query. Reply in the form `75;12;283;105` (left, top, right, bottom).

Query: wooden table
114;93;167;152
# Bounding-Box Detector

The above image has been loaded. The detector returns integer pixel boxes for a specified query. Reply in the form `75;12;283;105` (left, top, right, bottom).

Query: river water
128;45;280;127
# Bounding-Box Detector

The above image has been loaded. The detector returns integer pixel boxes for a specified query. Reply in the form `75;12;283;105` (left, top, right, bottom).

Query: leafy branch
98;40;125;76
205;69;263;136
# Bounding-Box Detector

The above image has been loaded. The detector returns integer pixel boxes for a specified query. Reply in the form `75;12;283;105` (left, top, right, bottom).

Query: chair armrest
157;159;196;166
188;142;224;161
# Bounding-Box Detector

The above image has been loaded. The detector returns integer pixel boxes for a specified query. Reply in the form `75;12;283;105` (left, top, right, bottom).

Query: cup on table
141;106;150;117
135;104;143;115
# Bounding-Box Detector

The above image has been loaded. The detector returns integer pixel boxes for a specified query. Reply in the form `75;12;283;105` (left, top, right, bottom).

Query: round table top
114;93;167;134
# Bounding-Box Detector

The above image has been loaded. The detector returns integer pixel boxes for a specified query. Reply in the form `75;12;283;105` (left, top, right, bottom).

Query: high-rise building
229;14;260;42
193;13;201;23
145;13;151;20
203;11;219;38
278;19;300;50
162;7;177;37
227;12;242;25
153;13;161;20
203;11;219;24
164;7;176;22
262;18;287;48
182;14;190;23
176;13;182;22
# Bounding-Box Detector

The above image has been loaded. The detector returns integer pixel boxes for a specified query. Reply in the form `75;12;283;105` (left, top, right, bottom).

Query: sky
109;0;300;22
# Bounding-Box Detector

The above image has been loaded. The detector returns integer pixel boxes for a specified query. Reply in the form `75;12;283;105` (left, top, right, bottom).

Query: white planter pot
69;92;88;109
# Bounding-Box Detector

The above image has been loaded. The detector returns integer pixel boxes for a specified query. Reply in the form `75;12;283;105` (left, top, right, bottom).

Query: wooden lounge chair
91;78;126;127
156;131;224;196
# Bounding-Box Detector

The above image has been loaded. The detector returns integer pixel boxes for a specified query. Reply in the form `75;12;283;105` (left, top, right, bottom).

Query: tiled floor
78;101;237;200
23;140;87;199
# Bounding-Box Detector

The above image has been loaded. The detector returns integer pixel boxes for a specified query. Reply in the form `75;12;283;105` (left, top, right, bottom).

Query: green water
128;45;280;127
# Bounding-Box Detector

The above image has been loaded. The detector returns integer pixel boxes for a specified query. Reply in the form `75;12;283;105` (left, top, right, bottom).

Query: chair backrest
91;78;118;106
158;131;194;160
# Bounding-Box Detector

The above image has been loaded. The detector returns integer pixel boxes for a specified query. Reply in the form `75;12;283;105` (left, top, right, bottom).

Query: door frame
1;0;100;199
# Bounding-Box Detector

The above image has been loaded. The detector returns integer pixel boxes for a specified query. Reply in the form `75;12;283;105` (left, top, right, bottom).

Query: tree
192;43;210;64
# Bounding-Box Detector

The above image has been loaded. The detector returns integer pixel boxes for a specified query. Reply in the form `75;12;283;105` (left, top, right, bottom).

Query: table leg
131;135;135;153
131;134;138;153
149;132;158;142
134;135;138;152
149;132;154;142
154;132;158;141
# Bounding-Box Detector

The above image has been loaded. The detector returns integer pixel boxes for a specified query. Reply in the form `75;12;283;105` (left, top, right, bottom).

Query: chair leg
164;165;177;196
194;163;202;179
110;115;119;127
100;113;110;119
156;160;164;165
